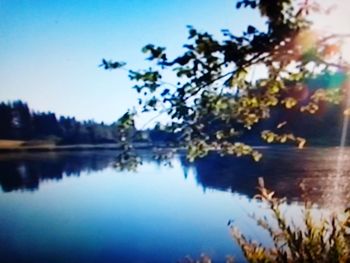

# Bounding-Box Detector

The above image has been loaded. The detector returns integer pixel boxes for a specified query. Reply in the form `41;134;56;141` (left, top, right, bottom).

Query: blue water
0;148;349;262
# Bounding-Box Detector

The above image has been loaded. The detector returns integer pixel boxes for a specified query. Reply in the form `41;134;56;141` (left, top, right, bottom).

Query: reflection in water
332;79;350;209
0;151;117;192
0;151;168;192
319;146;350;209
190;147;350;208
1;148;350;207
0;148;349;263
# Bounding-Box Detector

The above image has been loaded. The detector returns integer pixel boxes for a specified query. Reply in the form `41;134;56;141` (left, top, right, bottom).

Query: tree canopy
103;0;350;164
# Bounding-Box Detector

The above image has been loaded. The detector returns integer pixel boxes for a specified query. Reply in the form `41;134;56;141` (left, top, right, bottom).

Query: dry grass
0;139;59;152
0;140;25;148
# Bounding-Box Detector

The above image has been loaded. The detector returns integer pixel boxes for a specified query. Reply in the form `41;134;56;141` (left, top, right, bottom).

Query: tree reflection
0;152;117;192
183;147;350;207
1;148;350;208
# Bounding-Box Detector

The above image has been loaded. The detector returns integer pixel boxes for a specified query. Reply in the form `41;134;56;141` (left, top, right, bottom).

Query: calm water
1;147;350;262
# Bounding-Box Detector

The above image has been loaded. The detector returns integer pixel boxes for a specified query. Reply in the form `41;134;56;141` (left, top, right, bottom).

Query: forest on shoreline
0;98;348;148
0;100;176;146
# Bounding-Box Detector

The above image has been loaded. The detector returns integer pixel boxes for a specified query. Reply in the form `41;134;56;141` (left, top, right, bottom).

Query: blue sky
0;0;263;126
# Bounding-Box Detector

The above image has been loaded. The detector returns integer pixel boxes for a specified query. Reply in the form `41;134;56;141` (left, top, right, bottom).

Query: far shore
0;140;161;153
0;139;343;154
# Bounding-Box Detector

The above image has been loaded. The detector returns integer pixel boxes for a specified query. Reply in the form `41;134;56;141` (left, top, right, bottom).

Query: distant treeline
0;100;122;144
0;100;177;145
0;99;347;146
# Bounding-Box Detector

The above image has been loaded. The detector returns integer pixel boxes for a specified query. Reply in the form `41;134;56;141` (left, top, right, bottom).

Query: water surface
1;148;349;262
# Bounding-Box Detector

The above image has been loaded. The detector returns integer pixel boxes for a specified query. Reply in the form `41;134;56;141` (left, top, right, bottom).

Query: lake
1;147;350;262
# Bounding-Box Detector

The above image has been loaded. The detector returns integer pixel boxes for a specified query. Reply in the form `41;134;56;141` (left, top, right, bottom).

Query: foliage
179;178;350;262
230;178;350;263
103;0;349;163
100;1;350;261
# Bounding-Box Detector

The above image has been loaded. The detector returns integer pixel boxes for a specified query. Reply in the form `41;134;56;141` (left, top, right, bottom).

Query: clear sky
1;0;349;127
0;0;265;126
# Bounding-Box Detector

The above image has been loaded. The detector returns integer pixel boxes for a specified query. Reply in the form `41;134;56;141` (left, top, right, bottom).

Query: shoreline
0;140;344;154
0;142;159;153
0;144;343;154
